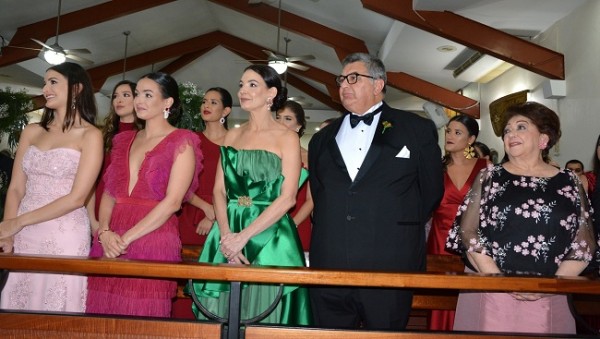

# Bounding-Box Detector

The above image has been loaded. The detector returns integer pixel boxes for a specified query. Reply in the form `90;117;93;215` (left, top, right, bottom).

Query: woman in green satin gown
189;65;311;325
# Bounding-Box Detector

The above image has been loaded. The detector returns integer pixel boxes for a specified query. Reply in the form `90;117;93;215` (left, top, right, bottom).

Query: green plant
171;82;204;132
0;87;32;150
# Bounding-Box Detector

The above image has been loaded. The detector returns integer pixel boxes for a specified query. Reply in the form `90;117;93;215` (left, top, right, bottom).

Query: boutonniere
382;121;392;134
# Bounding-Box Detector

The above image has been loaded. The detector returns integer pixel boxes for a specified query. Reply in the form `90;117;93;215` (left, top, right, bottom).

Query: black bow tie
349;106;382;128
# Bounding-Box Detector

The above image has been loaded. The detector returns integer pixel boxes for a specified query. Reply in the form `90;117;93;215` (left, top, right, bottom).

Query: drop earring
266;97;273;109
464;143;475;159
71;98;76;110
163;107;170;119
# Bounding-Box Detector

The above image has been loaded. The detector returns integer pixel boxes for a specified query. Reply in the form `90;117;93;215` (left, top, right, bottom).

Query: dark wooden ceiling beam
388;72;480;118
87;32;223;90
0;0;176;67
285;74;344;112
159;49;213;75
215;34;342;110
86;31;342;110
362;0;564;80
210;0;368;60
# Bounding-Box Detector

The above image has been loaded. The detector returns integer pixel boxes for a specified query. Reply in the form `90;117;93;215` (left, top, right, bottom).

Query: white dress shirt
336;102;383;181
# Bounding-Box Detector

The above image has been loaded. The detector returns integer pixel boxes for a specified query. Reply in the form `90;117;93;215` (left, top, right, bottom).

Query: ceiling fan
250;0;315;74
30;0;93;65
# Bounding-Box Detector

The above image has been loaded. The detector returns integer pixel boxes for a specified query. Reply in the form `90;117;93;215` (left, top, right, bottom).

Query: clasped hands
99;231;129;258
510;292;548;301
220;232;250;265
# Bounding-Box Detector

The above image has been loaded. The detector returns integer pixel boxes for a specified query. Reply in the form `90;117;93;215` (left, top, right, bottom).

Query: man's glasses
335;72;375;86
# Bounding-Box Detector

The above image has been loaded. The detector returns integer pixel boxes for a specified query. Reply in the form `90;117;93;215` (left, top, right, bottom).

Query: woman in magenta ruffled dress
86;72;202;317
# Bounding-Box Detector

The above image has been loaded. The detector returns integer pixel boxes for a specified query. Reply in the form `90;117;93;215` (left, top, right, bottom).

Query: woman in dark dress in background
173;87;231;319
427;114;487;330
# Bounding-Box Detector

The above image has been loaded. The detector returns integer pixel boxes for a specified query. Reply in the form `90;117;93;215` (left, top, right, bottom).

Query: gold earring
464;143;475;159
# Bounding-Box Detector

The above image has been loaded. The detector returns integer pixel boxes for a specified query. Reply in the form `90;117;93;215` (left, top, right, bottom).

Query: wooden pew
178;245;600;329
0;312;221;338
0;254;599;339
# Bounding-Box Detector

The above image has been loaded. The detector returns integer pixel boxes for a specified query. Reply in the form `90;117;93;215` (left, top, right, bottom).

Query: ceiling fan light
268;60;287;74
44;50;66;65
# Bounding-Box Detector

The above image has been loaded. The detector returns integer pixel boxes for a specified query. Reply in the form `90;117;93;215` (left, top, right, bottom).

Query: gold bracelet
97;229;112;244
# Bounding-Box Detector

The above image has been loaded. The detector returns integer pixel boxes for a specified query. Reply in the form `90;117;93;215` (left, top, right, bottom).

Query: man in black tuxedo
308;53;444;330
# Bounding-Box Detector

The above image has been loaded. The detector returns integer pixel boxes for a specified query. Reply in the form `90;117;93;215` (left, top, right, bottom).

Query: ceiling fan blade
64;48;91;55
239;59;269;62
286;62;309;71
5;45;43;52
65;53;94;65
263;49;284;61
31;38;54;51
286;55;315;62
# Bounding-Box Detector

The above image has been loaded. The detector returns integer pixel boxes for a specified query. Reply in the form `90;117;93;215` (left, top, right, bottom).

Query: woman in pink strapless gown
0;62;103;312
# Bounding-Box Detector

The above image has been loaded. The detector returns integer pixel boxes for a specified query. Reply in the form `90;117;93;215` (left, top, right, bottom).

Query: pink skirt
453;291;575;334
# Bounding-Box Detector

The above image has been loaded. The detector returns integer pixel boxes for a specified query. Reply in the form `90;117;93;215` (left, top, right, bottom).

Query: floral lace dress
446;165;597;334
1;146;90;312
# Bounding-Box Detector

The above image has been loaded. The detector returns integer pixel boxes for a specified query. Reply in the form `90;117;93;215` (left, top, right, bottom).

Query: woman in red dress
427;114;488;330
172;87;231;318
88;80;143;234
276;100;313;253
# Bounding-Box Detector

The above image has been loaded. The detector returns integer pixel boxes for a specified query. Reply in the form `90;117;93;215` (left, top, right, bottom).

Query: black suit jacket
308;102;444;272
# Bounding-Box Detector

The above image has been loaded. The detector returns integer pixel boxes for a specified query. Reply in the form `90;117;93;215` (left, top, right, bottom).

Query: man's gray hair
341;53;387;92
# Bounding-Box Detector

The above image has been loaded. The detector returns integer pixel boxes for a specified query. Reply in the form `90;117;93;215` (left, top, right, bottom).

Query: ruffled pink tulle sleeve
166;129;203;202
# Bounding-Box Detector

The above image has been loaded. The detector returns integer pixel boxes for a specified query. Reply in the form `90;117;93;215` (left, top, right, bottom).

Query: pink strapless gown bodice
1;146;90;312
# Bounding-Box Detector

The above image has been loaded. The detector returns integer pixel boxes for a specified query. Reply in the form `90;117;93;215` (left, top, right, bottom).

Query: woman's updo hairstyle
139;72;181;124
244;64;287;112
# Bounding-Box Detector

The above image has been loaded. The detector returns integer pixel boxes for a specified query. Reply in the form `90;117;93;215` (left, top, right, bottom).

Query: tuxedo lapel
351;108;391;186
325;119;349;174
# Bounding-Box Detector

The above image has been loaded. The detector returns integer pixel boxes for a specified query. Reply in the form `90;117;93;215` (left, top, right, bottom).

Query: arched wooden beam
362;0;564;80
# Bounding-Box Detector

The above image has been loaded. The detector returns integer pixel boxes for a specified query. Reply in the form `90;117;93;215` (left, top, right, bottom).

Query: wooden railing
0;253;599;339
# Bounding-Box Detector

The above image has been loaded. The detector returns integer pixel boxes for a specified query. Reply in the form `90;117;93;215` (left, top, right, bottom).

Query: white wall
476;0;600;169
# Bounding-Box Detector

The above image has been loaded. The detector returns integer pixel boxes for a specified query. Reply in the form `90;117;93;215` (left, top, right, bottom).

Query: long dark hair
40;62;97;131
205;87;232;129
244;64;287;112
101;80;143;151
442;114;480;168
138;72;181;123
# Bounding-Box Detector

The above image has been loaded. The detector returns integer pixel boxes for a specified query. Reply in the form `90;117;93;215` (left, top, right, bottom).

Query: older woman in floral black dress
447;102;597;335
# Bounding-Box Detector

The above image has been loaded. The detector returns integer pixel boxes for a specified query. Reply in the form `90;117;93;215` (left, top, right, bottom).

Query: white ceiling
0;0;587;134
